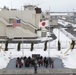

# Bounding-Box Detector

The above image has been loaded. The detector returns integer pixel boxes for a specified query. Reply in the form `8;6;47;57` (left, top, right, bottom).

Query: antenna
32;0;33;5
11;2;12;9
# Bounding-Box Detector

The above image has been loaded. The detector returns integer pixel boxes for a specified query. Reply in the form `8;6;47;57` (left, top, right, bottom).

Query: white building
0;5;42;39
0;5;59;41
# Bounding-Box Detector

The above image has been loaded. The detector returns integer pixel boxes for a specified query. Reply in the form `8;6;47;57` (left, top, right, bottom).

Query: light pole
48;6;51;58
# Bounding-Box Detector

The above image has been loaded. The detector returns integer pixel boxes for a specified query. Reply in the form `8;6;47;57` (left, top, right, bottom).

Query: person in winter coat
16;59;19;68
44;57;46;67
19;59;23;68
21;57;24;67
50;58;54;68
34;59;37;74
45;58;48;68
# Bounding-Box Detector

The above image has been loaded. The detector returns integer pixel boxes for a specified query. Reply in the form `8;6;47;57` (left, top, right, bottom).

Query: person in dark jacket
16;59;19;68
45;58;48;68
19;58;23;68
34;59;37;74
16;57;20;68
50;58;54;68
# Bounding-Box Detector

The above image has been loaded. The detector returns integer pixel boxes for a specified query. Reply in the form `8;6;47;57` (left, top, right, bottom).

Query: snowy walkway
4;58;64;70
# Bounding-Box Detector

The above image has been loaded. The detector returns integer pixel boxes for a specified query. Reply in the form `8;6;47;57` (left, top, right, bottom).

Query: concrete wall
50;19;58;25
0;10;36;26
35;14;41;28
6;27;37;38
0;22;6;36
0;22;37;38
0;10;41;38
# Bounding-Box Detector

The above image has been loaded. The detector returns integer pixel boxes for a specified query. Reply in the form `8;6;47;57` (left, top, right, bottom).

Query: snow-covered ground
0;28;76;69
58;19;76;28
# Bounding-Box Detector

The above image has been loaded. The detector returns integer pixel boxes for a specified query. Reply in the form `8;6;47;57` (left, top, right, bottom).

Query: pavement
2;58;73;75
4;58;64;70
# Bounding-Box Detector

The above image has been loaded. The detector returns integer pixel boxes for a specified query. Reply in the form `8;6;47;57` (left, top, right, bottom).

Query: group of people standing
16;56;54;68
16;56;54;73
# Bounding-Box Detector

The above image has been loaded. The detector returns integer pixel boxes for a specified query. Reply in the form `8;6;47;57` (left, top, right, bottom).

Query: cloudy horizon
0;0;76;12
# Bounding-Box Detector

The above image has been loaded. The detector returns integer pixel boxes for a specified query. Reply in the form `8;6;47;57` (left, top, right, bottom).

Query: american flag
12;19;21;28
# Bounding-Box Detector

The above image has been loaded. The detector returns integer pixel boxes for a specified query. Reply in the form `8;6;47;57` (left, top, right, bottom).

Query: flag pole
48;6;51;58
11;2;12;9
21;6;24;57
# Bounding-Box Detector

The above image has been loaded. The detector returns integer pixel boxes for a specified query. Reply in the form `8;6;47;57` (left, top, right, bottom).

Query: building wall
35;14;41;28
50;19;58;25
0;10;41;38
6;27;37;38
0;22;6;36
0;10;36;26
0;23;37;38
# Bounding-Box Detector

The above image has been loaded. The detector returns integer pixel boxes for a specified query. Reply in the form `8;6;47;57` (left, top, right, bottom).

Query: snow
61;49;76;69
0;28;76;69
36;37;52;41
73;29;76;31
58;19;69;26
58;19;76;28
50;13;68;16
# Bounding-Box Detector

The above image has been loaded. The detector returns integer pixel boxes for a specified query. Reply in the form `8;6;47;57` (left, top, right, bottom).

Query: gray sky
0;0;76;12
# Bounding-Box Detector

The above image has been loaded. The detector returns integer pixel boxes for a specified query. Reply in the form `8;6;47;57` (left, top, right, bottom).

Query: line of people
16;56;54;69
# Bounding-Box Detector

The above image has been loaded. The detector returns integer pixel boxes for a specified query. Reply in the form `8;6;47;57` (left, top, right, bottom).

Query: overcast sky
0;0;76;12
